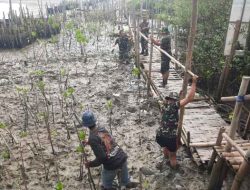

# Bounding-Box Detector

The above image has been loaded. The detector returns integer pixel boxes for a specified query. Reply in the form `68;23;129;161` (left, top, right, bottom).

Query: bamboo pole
222;151;241;157
221;94;250;102
222;133;246;157
147;15;153;98
178;0;198;141
225;76;250;151
139;32;195;77
231;150;250;190
208;127;226;170
136;15;140;68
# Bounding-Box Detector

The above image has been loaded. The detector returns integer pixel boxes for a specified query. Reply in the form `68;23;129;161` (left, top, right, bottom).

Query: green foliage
30;70;45;77
51;129;58;137
0;122;7;129
79;131;86;141
16;86;29;94
60;68;66;76
37;112;47;121
143;179;150;189
106;100;113;110
132;67;140;77
50;35;59;44
75;29;88;45
1;150;10;160
66;21;74;30
55;181;64;190
76;145;84;153
79;103;84;111
36;81;46;92
19;131;28;138
63;87;75;98
228;112;234;121
31;31;37;38
127;0;141;10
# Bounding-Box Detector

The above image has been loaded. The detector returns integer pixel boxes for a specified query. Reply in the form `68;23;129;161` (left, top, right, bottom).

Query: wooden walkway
140;51;242;164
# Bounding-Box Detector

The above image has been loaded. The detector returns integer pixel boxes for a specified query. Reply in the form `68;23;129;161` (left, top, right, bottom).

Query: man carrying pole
156;76;198;169
139;16;149;56
150;27;172;87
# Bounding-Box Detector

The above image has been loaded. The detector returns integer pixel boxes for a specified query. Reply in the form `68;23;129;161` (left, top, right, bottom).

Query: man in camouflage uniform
156;76;198;169
139;18;149;56
82;111;138;190
151;27;172;87
114;29;130;64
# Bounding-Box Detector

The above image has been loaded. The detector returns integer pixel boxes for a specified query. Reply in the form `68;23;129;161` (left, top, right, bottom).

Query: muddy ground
0;17;212;189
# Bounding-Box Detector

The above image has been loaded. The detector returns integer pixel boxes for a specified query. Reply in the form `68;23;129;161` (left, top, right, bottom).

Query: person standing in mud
139;17;149;56
114;29;130;64
151;27;172;87
82;110;137;190
156;75;198;169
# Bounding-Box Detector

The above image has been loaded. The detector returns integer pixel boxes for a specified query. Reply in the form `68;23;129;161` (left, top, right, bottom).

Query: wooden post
174;25;179;69
243;113;250;137
216;0;246;100
136;15;140;68
177;0;198;140
147;14;153;98
208;127;226;171
231;150;250;190
225;76;250;151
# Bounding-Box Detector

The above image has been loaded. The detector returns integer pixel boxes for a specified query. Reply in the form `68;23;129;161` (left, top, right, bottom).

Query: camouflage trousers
119;51;129;63
140;37;148;53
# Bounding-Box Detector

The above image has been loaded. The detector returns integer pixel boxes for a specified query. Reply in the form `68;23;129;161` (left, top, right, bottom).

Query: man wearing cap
82;111;137;190
150;27;172;87
139;17;149;56
156;75;198;169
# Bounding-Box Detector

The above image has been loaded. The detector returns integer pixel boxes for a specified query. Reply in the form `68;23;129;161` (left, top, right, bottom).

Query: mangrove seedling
75;28;88;55
36;81;56;154
73;122;96;190
16;86;30;132
106;100;113;135
55;181;64;190
132;67;141;122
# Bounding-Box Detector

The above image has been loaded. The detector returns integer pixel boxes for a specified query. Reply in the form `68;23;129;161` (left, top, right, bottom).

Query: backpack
97;131;119;158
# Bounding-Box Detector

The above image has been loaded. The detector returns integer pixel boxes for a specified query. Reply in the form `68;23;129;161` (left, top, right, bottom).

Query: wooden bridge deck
140;51;242;164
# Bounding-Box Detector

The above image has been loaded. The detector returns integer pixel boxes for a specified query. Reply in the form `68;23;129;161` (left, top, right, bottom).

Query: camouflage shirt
161;35;171;61
139;21;149;35
115;36;129;52
157;101;180;138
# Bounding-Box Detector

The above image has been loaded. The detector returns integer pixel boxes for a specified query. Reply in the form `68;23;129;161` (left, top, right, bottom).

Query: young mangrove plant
65;21;75;51
62;86;76;139
132;67;141;122
0;122;17;144
74;122;96;190
75;28;89;56
16;86;30;132
106;100;113;134
36;80;56;154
